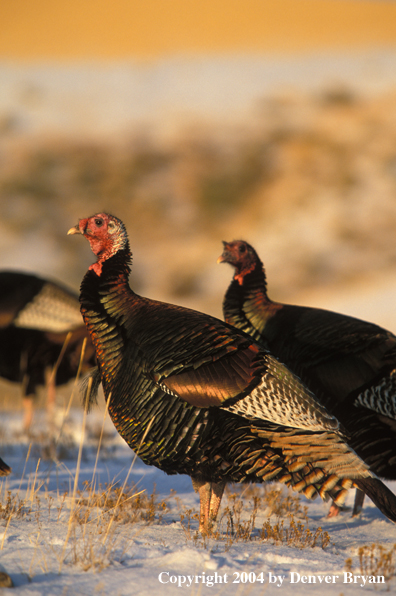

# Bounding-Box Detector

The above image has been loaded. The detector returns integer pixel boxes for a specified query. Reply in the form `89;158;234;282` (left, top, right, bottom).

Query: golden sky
1;0;396;60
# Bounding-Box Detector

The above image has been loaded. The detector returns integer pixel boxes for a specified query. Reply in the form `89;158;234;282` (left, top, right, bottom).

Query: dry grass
60;481;169;572
0;397;172;575
0;489;31;521
0;472;171;574
74;480;169;525
0;464;332;578
234;483;309;520
178;483;330;552
0;391;335;581
259;517;331;550
345;543;396;582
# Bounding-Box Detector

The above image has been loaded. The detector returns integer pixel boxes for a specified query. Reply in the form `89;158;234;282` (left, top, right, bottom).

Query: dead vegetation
0;450;331;576
0;404;173;574
178;483;331;552
61;482;169;572
259;517;331;550
74;480;169;525
0;473;171;574
0;489;31;521
345;543;396;582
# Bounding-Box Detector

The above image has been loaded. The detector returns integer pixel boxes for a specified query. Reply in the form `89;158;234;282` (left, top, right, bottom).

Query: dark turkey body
0;325;90;395
79;252;347;489
224;275;396;478
0;271;95;396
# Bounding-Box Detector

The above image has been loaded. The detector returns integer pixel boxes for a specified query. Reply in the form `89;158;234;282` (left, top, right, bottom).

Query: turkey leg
191;477;226;534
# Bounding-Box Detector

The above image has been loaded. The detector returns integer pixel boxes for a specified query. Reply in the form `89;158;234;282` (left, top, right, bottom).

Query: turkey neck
224;264;281;341
80;246;216;473
79;246;134;398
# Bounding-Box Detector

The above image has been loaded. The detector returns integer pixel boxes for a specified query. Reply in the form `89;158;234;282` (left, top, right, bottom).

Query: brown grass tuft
345;543;396;582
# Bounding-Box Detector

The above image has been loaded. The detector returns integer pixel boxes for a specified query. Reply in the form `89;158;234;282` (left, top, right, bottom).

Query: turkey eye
239;245;246;254
95;218;103;227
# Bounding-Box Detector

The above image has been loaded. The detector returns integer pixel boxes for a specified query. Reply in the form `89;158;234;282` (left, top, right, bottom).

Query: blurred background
2;0;396;325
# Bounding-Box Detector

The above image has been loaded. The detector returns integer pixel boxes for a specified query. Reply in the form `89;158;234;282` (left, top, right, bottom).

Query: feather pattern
0;271;96;397
219;239;396;515
69;215;396;531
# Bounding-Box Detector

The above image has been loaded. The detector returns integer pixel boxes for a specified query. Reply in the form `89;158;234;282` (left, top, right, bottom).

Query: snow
0;403;396;595
1;50;396;141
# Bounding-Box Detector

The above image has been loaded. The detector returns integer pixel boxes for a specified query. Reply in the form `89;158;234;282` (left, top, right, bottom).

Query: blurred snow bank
1;50;396;141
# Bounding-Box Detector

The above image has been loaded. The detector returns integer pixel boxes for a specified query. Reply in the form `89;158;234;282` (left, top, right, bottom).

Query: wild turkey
218;239;396;517
68;213;396;533
0;457;11;477
0;271;96;431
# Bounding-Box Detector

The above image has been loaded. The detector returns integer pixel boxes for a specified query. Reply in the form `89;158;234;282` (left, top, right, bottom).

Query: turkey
68;213;396;533
0;457;11;476
0;271;96;431
218;239;396;517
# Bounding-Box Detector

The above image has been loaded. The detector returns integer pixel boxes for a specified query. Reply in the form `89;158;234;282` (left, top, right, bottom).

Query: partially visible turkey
218;239;396;517
0;457;11;476
0;271;96;431
68;213;396;532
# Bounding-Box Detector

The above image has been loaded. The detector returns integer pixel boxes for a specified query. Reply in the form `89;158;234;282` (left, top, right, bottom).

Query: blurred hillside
2;79;396;326
1;1;396;330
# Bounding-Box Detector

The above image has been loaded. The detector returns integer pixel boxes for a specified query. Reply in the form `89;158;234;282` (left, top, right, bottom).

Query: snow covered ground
1;50;396;142
0;402;395;596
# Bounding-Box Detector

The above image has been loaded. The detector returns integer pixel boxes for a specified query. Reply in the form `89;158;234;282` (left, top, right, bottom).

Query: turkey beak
217;241;229;264
67;224;81;235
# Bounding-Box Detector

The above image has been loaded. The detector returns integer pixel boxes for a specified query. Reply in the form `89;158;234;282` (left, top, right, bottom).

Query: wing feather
158;344;261;407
